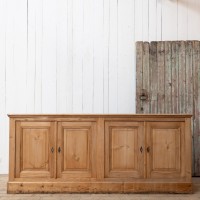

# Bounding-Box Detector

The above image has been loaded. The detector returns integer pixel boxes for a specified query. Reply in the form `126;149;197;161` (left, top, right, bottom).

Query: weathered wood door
136;41;200;176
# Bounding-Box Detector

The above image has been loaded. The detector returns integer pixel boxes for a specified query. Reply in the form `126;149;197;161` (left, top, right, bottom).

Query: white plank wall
1;0;200;173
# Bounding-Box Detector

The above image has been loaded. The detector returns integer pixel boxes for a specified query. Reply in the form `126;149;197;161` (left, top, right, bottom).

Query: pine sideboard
7;114;192;193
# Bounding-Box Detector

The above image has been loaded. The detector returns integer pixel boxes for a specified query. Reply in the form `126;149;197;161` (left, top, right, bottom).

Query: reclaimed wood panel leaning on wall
136;41;200;176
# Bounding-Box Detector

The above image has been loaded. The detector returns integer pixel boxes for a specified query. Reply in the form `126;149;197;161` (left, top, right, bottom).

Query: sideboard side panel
185;117;192;181
9;118;16;181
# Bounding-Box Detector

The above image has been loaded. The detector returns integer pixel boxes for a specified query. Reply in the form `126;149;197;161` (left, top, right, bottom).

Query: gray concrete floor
1;175;200;200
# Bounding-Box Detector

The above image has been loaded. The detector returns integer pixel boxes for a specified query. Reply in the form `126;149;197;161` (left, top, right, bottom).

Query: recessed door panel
16;122;55;179
57;121;96;179
64;129;89;170
105;121;144;179
22;128;49;170
111;129;136;170
146;122;185;179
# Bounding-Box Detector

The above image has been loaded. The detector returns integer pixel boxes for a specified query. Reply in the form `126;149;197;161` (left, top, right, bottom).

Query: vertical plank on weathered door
185;41;193;115
164;42;172;113
171;42;179;114
185;41;194;174
178;41;186;114
149;42;157;113
197;41;200;176
142;42;150;113
193;41;200;176
157;42;165;113
136;40;200;176
136;42;143;113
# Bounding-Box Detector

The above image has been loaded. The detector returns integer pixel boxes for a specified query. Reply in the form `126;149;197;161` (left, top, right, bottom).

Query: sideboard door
15;121;56;179
105;121;144;179
57;121;97;180
146;121;185;179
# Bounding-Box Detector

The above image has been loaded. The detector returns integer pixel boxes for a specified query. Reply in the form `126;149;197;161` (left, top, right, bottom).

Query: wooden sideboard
7;114;192;193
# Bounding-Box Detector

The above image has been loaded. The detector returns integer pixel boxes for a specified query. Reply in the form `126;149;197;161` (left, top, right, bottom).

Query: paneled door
57;121;97;179
146;122;185;179
15;121;56;179
105;121;144;179
136;41;199;176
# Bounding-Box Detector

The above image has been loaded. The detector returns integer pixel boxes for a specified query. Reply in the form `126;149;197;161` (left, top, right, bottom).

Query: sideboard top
8;114;192;118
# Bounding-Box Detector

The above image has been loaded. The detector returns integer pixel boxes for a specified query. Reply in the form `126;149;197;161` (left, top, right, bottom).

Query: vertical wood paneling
118;0;135;113
42;0;57;113
56;0;68;113
177;0;188;40
72;0;84;113
188;0;200;40
26;0;43;113
14;0;27;113
66;0;73;113
93;0;104;113
135;0;143;41
156;0;162;41
162;0;178;40
108;0;118;113
0;0;7;174
132;0;136;114
148;0;157;41
0;0;6;117
34;0;43;113
26;0;36;113
4;0;16;174
5;0;15;115
103;0;110;113
142;0;149;41
82;0;94;113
